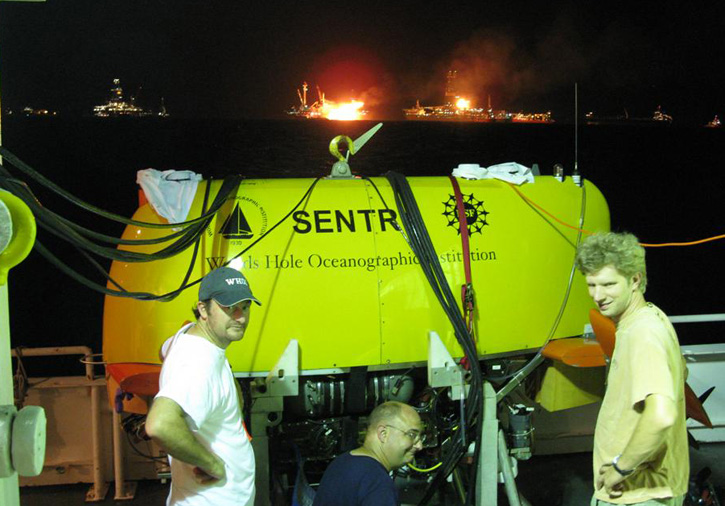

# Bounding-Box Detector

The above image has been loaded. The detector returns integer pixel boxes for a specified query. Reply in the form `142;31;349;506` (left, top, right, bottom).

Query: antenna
573;83;581;186
575;83;578;171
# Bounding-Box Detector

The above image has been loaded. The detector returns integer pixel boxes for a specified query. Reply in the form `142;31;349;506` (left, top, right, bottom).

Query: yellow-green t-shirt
592;303;689;504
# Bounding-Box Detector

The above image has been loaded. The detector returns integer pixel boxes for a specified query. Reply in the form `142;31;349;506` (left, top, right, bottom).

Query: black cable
168;175;214;302
0;151;246;300
30;177;320;301
48;210;192;246
13;347;29;409
0;163;239;263
124;429;167;462
360;175;403;233
0;147;321;300
0;145;223;229
222;177;321;265
3;168;238;263
381;172;484;505
337;176;478;492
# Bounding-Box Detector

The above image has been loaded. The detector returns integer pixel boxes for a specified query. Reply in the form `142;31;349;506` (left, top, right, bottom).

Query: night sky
1;1;724;123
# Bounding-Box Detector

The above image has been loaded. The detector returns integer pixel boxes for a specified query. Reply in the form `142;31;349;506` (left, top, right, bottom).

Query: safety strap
448;176;476;367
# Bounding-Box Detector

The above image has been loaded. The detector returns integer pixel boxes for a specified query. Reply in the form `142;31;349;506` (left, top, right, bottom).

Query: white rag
136;169;203;224
452;162;535;185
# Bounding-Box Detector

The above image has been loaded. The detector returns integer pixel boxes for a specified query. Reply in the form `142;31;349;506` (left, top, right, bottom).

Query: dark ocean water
2;117;723;372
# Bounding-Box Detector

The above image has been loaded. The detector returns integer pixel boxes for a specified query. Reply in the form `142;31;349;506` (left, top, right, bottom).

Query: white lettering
224;278;248;286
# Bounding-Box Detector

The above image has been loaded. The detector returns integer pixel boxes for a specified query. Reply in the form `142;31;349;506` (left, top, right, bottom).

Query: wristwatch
612;454;634;476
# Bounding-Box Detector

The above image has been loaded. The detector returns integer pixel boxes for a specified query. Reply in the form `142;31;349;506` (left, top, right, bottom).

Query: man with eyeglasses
313;401;424;506
146;267;261;506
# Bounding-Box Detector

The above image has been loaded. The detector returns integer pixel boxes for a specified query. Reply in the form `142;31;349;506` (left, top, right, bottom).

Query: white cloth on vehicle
136;169;202;224
452;162;535;185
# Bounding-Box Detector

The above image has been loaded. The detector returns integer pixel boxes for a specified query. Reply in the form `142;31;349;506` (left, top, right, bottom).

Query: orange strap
448;176;473;285
449;177;476;368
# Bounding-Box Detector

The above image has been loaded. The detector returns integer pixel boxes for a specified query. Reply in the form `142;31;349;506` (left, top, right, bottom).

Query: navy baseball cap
198;267;261;307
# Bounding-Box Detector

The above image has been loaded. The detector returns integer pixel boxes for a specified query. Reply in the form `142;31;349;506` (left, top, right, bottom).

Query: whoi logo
225;277;249;286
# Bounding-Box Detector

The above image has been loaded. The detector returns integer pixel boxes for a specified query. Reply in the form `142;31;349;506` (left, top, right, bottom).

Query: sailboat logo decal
220;203;254;239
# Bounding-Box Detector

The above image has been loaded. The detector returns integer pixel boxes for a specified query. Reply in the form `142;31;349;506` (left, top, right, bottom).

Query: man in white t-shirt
146;267;261;506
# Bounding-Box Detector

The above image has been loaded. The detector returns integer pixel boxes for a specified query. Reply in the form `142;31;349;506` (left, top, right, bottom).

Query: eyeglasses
385;425;423;444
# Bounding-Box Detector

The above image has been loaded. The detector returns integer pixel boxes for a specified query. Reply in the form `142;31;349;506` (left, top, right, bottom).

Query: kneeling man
313;401;424;506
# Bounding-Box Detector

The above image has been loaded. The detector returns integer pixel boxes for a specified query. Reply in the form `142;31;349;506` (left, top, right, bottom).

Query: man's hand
192;458;225;484
594;394;676;499
146;397;228;485
596;463;626;498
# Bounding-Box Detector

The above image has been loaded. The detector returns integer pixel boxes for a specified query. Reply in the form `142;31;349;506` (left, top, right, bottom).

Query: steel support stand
497;430;522;506
250;431;270;506
477;381;499;506
85;379;109;502
476;381;526;506
112;410;137;500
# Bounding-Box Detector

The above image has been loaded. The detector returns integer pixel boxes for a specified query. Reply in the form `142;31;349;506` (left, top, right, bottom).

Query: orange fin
685;383;713;428
542;337;607;367
588;308;616;358
107;363;162;397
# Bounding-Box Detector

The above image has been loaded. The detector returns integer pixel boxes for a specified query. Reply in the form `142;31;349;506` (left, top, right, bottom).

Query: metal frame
9;346;110;501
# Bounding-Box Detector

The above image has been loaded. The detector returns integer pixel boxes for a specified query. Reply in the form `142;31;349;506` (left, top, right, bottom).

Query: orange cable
507;183;725;248
507;183;593;235
640;235;725;247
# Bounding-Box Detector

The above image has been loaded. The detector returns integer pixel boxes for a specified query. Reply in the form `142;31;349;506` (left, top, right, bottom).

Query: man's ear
631;273;643;291
376;424;387;443
196;300;209;319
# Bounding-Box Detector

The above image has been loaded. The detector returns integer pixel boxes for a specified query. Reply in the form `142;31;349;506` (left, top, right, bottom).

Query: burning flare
287;82;368;120
322;100;366;121
456;98;471;110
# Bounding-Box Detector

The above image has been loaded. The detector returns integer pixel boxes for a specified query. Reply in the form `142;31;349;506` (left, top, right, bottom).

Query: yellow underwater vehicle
104;167;608;372
96;123;611;504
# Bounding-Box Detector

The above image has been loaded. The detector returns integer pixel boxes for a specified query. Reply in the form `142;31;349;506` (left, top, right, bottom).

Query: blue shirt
312;451;399;506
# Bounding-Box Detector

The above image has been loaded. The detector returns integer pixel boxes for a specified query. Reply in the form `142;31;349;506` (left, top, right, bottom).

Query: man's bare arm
597;393;677;496
146;397;226;482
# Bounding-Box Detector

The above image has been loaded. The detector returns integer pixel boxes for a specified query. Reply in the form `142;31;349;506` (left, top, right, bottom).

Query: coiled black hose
384;172;484;505
0;146;321;301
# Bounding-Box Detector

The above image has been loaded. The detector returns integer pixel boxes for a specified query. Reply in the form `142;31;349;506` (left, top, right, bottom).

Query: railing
10;346;110;501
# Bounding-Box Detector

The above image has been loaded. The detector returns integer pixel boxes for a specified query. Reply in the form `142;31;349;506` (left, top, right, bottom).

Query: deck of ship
18;443;725;506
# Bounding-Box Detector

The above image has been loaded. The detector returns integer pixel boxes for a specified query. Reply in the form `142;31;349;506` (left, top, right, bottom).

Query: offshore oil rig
403;70;553;123
93;79;169;118
286;82;324;119
286;81;367;120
